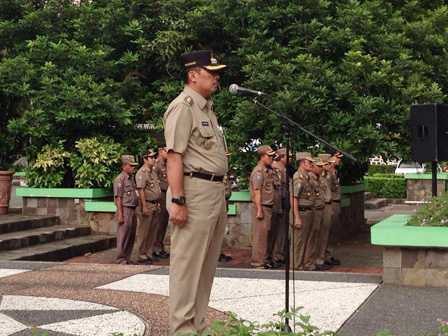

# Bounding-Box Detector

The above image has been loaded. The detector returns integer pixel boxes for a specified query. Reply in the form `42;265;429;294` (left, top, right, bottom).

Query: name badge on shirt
201;121;209;126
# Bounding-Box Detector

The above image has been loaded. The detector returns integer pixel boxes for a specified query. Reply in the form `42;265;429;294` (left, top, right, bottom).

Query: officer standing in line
304;156;326;271
266;153;282;264
315;154;334;270
153;145;170;259
163;50;228;335
324;149;343;267
249;145;279;269
113;155;139;265
273;148;289;264
135;149;161;264
290;152;315;270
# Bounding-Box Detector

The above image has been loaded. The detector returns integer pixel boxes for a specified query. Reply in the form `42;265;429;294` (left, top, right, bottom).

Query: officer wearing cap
153;145;170;259
290;152;315;270
323;149;343;267
304;156;326;271
113;155;139;265
249;145;278;269
315;154;334;269
163;50;228;335
135;149;161;264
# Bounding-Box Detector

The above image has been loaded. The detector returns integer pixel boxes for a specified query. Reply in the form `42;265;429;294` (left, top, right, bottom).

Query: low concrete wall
405;173;447;201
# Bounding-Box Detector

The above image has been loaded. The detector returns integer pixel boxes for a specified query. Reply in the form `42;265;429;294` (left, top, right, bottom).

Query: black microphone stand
244;96;356;332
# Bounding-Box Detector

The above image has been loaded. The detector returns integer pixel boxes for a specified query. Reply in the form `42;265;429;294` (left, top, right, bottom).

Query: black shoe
264;261;281;269
125;261;136;265
219;253;229;262
316;263;332;270
275;259;286;265
225;255;232;261
153;251;169;259
325;257;341;266
139;257;159;263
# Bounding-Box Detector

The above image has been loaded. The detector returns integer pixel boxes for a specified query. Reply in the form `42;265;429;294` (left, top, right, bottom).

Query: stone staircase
364;192;388;209
0;213;116;262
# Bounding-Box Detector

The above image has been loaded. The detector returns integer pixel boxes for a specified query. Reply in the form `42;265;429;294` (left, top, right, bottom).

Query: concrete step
364;198;388;210
0;214;60;234
0;235;117;262
364;192;373;201
0;225;91;252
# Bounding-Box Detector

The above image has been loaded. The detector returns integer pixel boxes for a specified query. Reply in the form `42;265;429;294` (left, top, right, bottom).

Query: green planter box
16;187;112;198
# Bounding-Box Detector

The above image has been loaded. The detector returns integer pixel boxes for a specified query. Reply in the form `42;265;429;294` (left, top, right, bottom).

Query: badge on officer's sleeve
297;182;302;189
256;174;262;180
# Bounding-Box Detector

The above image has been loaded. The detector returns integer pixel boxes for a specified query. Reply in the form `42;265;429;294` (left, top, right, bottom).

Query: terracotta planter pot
0;171;14;214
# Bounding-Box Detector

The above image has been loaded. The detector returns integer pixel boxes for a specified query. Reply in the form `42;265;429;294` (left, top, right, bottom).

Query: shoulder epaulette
141;167;147;173
183;95;193;106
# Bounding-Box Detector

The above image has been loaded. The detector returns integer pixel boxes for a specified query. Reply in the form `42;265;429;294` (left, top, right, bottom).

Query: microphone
229;84;266;96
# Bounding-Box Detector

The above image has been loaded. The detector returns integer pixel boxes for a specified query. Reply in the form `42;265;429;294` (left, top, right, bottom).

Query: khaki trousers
324;202;341;261
266;211;280;261
251;204;272;268
273;210;287;262
289;209;313;270
116;206;137;264
168;177;227;335
153;190;169;252
315;204;332;265
304;208;323;270
136;202;159;261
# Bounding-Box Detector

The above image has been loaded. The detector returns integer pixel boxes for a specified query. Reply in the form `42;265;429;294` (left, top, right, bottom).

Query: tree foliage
1;0;448;184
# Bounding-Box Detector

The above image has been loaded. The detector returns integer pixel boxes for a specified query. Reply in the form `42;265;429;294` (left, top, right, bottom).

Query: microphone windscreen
229;84;238;94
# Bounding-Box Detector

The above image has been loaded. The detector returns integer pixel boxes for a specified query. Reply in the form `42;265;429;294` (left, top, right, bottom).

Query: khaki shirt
154;159;168;191
272;169;283;214
291;168;315;207
113;171;139;207
163;86;228;176
322;171;332;203
277;162;287;200
328;167;341;201
135;166;161;202
309;172;325;210
249;163;275;206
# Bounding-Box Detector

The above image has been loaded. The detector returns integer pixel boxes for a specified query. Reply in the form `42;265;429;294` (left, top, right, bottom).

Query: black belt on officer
333;200;341;203
161;189;167;192
298;206;313;212
184;172;224;182
325;201;332;205
146;200;158;204
262;204;273;208
124;205;137;210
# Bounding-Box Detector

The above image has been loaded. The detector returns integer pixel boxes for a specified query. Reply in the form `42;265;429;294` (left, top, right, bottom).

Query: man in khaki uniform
304;156;326;271
163;50;228;335
135;149;161;264
290;152;315;270
153;145;170;259
113;155;139;265
323;149;343;266
272;148;289;264
315;154;334;269
249;145;279;269
266;154;282;264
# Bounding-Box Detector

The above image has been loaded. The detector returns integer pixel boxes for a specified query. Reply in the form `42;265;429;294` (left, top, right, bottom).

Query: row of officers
112;147;232;265
249;146;343;271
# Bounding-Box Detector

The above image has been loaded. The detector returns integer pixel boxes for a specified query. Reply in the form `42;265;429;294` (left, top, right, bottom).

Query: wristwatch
172;196;186;205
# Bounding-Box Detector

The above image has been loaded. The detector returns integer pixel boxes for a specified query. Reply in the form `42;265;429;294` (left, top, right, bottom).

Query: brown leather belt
184;172;224;182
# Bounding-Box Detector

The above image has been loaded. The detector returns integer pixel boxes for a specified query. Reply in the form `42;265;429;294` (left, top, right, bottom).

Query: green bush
26;141;70;188
364;174;406;198
69;136;123;189
408;192;448;227
367;165;396;176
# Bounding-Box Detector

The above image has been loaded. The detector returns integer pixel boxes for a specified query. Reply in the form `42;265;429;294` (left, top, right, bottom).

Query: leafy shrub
407;192;448;227
69;136;123;189
364;174;406;198
26;141;70;188
368;165;396;176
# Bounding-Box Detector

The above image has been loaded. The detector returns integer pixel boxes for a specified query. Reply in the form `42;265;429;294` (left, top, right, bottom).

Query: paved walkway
1;203;446;336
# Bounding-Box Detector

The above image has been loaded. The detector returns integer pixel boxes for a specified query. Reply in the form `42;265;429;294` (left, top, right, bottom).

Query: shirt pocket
198;122;215;146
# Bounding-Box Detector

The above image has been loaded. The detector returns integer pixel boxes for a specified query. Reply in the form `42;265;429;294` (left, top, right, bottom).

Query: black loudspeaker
410;104;448;162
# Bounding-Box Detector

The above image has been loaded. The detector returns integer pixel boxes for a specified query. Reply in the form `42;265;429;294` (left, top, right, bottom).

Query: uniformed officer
249;145;279;269
324;149;343;266
135;149;161;264
315;153;335;269
163;50;228;335
290;152;315;270
304;156;326;271
113;155;139;265
272;148;289;264
153;145;170;259
266;153;283;264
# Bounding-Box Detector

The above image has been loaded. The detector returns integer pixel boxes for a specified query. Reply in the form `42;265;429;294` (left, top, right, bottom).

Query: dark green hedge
367;165;396;176
364;174;406;198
